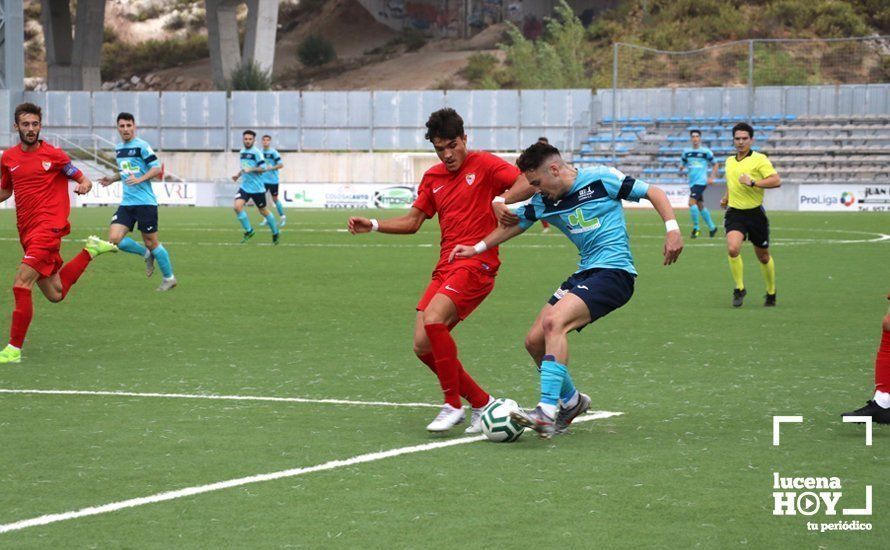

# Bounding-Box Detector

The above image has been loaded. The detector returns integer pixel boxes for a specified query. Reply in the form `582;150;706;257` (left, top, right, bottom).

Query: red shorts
20;228;68;278
417;265;496;321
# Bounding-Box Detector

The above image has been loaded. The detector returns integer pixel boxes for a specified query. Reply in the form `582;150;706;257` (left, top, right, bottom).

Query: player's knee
540;312;565;337
524;331;543;355
757;251;770;264
727;244;741;257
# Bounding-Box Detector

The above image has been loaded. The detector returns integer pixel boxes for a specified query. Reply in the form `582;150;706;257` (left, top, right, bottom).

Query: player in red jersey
843;292;890;423
0;103;118;364
348;108;534;433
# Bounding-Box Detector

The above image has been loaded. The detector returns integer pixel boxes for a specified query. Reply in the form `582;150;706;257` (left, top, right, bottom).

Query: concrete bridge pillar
40;0;105;90
206;0;279;89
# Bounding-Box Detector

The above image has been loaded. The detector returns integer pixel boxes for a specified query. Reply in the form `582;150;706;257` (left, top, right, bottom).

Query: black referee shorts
724;206;770;248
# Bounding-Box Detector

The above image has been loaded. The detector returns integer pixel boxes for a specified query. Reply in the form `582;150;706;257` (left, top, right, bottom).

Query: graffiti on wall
375;0;466;36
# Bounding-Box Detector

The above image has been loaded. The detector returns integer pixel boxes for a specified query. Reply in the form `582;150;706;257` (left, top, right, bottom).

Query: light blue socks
264;213;279;234
689;204;701;230
275;200;284;217
151;245;174;278
119;236;147;256
236;211;252;232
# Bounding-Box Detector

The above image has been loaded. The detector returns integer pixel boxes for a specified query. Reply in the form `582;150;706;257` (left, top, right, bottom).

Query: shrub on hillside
229;60;272;91
298;35;336;67
101;35;209;82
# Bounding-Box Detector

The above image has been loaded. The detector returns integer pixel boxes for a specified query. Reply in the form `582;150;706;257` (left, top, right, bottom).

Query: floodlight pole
609;42;618;164
747;39;754;123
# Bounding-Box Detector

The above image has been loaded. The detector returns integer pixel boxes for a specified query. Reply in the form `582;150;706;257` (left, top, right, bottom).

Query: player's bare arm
72;171;92;195
645;185;684;266
493;174;535;226
738;173;780;189
0;187;11;203
348;207;427;235
98;172;122;186
449;223;526;263
124;165;162;186
708;163;718;185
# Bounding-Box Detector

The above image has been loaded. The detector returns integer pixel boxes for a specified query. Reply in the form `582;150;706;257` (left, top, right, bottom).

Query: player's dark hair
424;108;464;142
14;102;42;124
262;134;271;139
117;112;135;123
689;129;701;137
243;130;256;137
732;122;754;138
537;136;549;144
516;141;562;172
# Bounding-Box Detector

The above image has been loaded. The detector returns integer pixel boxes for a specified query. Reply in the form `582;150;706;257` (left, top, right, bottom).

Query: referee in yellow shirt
720;122;781;307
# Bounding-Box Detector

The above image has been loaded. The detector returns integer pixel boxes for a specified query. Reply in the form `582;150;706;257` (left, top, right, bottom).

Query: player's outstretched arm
348;207;427;235
449;223;526;263
0;187;11;203
98;172;122;186
493;174;535;226
644;185;683;266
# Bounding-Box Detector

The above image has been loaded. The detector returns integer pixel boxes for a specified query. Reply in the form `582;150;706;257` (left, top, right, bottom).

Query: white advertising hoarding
798;184;890;212
75;182;197;206
278;183;416;209
623;184;691;209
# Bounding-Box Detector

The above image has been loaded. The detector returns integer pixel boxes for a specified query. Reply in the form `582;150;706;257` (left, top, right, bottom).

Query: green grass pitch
0;207;887;547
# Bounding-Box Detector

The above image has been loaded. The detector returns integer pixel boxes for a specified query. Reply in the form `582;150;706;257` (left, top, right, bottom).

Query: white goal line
0;410;623;535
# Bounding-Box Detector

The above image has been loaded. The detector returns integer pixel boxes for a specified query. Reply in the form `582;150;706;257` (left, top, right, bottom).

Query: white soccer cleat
144;250;155;278
156;276;177;292
259;218;268;226
279;215;287;227
465;396;495;434
426;404;465;432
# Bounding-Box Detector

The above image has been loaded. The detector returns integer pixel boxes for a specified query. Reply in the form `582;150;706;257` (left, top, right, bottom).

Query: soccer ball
481;398;526;442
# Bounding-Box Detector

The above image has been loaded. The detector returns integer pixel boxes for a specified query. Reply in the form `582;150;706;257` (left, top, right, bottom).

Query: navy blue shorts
236;189;267;208
265;183;279;196
689;184;707;202
547;268;635;331
111;205;158;234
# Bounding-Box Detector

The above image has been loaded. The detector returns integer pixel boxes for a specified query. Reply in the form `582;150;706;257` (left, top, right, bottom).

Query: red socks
875;329;890;393
10;286;33;348
423;324;490;409
418;351;490;407
59;250;92;299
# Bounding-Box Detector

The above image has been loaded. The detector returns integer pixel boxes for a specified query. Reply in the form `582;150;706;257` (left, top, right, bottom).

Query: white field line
0;388;442;409
0;410;623;535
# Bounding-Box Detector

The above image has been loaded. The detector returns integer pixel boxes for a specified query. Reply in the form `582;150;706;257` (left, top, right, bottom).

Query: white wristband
370;218;379;232
665;219;680;233
473;240;488;254
492;196;506;204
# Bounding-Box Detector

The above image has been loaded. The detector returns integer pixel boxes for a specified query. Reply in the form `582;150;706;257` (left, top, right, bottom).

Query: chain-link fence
611;36;890;117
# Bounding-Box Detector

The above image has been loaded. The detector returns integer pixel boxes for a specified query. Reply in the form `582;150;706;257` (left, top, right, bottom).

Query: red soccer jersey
0;141;81;237
413;151;520;274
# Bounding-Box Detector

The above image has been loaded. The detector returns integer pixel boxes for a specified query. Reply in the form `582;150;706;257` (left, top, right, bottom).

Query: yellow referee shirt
725;150;777;209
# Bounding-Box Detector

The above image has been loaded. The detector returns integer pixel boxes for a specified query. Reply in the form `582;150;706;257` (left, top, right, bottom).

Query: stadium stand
575;114;890;186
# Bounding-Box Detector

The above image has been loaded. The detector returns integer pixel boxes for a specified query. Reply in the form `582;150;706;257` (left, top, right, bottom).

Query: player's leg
688;195;701;238
512;294;590;438
142;225;176;291
271;190;286;226
524;306;548;369
422;294;467;431
698;197;717;236
749;210;775;306
234;196;254;241
726;229;746;307
0;263;42;363
255;195;279;241
843;301;890;423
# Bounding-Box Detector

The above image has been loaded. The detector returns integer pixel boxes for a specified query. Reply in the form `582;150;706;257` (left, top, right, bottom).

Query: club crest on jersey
465;173;476;186
42;161;52;171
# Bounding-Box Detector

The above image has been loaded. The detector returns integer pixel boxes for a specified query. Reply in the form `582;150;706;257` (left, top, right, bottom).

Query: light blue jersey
680;146;715;187
115;137;161;206
514;166;649;275
239;147;266;193
262;148;282;185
